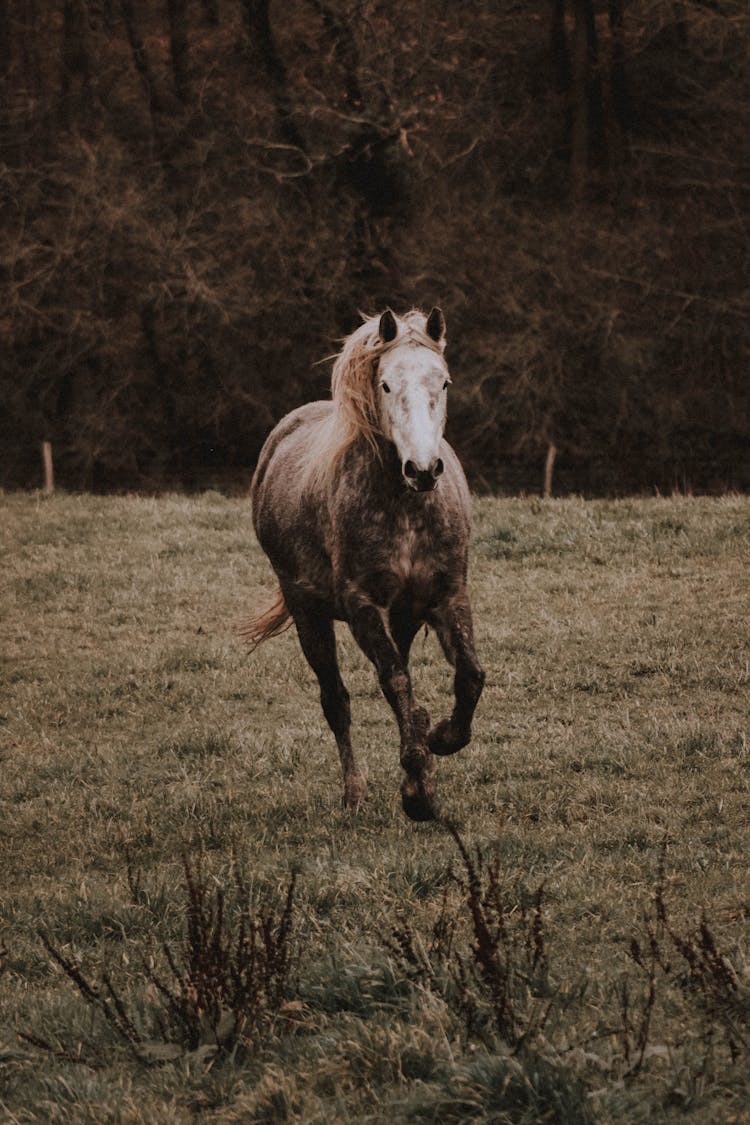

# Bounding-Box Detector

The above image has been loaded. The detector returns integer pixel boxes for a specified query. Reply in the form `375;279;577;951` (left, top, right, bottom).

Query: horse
245;307;484;821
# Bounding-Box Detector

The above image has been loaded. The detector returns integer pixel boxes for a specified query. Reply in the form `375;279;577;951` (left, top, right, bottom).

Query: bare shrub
24;853;299;1065
622;845;750;1074
387;822;555;1051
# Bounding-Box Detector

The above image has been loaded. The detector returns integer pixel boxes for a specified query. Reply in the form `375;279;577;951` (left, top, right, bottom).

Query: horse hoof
428;718;469;757
401;777;439;822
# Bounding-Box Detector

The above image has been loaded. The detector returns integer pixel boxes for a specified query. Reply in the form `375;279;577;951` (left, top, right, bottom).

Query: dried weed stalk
388;821;553;1051
148;854;298;1052
622;839;749;1075
26;851;298;1065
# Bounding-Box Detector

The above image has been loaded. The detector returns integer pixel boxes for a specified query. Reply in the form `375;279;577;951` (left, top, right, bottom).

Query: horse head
375;307;450;492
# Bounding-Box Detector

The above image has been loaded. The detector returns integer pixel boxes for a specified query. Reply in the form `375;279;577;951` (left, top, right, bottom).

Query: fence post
42;441;54;493
543;443;557;499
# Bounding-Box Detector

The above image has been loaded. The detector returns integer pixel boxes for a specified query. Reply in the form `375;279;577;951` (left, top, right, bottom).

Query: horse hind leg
290;599;367;811
428;593;485;757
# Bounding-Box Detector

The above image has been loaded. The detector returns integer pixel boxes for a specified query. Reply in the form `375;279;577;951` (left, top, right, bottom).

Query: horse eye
443;380;450;391
381;382;391;394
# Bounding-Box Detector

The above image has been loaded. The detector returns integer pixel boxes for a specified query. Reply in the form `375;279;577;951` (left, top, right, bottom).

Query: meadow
1;491;749;1123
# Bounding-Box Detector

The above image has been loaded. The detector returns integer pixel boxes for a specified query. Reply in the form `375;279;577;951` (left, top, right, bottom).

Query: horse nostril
404;460;418;480
433;458;444;478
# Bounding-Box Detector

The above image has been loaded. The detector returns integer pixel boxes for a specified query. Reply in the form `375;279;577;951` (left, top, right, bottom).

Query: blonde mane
299;310;445;492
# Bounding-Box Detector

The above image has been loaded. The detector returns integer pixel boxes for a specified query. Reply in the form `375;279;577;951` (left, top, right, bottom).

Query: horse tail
239;588;293;650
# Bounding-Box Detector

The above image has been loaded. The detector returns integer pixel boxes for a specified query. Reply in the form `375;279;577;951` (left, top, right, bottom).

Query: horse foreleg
429;592;485;757
390;607;421;663
290;601;367;811
390;608;432;732
348;602;437;822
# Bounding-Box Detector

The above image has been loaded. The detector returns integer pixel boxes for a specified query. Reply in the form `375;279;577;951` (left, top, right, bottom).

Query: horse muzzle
403;458;444;492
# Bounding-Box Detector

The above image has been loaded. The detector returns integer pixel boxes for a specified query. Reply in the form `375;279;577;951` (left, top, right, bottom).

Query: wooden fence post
42;441;54;493
543;442;557;498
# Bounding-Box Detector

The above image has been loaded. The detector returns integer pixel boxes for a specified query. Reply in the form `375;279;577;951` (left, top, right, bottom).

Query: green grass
1;491;749;1122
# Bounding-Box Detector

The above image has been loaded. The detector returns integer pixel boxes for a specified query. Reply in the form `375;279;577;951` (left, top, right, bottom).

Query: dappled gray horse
246;308;484;820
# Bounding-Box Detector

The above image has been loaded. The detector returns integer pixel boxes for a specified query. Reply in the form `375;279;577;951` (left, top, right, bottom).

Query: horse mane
301;309;445;492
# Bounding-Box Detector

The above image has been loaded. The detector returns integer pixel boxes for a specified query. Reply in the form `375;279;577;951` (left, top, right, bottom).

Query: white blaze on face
377;344;450;490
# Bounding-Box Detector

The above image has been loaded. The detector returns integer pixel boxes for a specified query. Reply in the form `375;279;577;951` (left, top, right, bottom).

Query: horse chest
387;517;442;593
333;515;435;612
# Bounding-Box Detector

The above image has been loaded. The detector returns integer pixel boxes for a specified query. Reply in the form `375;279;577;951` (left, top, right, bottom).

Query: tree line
1;1;748;493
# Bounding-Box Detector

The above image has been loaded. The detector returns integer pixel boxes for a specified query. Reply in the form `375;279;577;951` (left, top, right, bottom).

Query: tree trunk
60;0;92;127
120;0;162;120
311;0;406;307
570;0;604;199
608;0;631;132
240;0;306;150
310;0;364;107
550;0;573;189
551;0;572;97
312;0;403;214
0;0;12;153
0;0;9;74
201;0;219;24
167;0;191;103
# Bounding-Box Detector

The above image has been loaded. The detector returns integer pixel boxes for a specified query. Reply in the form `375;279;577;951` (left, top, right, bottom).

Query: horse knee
458;660;485;707
383;667;409;696
474;663;486;699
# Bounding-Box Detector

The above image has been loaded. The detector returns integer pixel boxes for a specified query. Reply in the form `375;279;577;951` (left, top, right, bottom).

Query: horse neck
344;433;418;506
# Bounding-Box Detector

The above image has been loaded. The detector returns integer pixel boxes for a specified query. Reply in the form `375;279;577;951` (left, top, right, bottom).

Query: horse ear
378;308;398;343
426;306;446;343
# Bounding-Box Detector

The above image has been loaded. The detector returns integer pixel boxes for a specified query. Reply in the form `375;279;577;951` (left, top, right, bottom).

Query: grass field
2;491;749;1123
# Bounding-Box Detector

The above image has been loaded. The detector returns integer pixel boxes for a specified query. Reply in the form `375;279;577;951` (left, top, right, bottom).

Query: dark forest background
1;0;748;494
